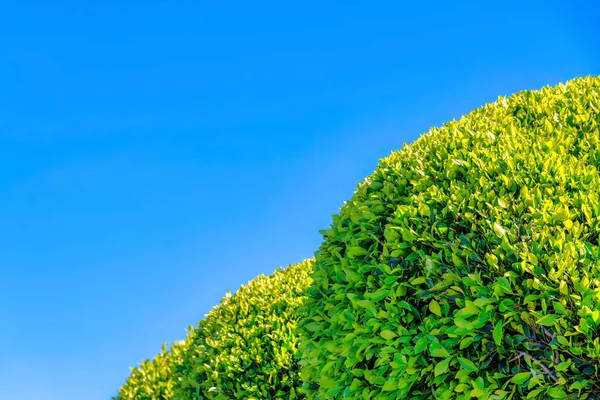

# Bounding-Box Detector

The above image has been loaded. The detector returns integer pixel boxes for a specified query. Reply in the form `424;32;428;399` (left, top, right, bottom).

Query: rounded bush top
116;260;313;400
298;76;600;399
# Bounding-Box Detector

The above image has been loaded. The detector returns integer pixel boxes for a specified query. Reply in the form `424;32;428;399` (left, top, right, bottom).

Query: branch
516;351;558;382
541;327;556;340
540;326;560;364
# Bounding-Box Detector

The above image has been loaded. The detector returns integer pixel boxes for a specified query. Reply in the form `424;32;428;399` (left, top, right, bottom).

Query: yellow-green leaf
537;314;559;326
429;299;442;317
511;372;530;384
380;330;397;340
493;320;503;346
458;357;477;371
434;358;451;376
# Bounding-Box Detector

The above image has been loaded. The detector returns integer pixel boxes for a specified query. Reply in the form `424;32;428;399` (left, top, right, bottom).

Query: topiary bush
116;260;313;400
298;76;600;399
116;343;181;399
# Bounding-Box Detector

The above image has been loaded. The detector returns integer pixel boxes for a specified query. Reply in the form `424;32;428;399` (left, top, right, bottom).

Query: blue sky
0;1;598;399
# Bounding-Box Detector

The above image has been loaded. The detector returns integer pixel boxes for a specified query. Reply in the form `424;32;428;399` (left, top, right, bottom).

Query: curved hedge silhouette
117;76;600;399
116;260;313;399
298;76;600;399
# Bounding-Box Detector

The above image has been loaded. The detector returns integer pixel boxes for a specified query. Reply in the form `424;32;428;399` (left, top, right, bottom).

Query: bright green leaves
414;337;428;354
371;288;391;302
511;371;531;385
304;321;324;332
116;260;314;400
434;358;451;376
493;222;507;238
382;378;397;391
380;330;397;340
429;342;450;358
354;299;377;315
547;387;568;398
493;320;503;346
401;227;418;242
347;246;369;258
115;344;177;400
457;357;478;372
298;76;600;399
355;299;375;309
411;276;426;285
429;299;442;316
537;314;560;326
460;299;480;317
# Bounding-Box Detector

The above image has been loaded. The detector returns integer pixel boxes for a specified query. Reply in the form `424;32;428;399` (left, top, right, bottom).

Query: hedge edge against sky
298;76;600;399
116;259;313;400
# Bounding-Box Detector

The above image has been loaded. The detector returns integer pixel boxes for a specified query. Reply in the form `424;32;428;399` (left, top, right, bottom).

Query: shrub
116;343;180;399
298;76;600;399
116;260;313;400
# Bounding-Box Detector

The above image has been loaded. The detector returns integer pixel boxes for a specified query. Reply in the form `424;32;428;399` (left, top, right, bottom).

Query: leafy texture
116;260;313;399
298;76;600;399
117;344;179;399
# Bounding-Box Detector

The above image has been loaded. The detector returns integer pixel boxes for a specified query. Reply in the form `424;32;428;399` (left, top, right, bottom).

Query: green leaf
461;300;479;317
458;357;477;371
459;336;475;349
382;378;396;391
429;299;442;316
493;320;503;346
537;314;559;326
434;358;451;376
344;269;362;283
401;228;417;242
429;343;450;358
527;389;545;399
369;181;383;191
411;277;426;285
347;246;368;257
547;387;568;398
557;336;569;346
493;222;506;238
555;361;570;372
569;381;589;391
355;300;374;309
304;322;324;332
380;330;397;340
343;310;356;321
552;301;567;315
510;372;530;384
371;289;391;302
454;383;468;393
414;337;428;354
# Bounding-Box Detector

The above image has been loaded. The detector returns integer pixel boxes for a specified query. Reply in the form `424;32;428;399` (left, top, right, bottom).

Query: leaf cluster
116;260;313;400
298;76;600;399
118;76;600;400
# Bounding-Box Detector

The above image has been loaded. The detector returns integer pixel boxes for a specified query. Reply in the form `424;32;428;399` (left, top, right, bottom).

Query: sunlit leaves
434;358;451;376
116;260;313;399
118;76;600;399
298;76;600;399
537;314;559;326
429;299;442;316
457;357;477;372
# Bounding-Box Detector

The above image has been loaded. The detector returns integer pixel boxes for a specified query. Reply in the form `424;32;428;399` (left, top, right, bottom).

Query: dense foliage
116;343;179;399
117;76;600;399
298;76;600;399
116;260;313;400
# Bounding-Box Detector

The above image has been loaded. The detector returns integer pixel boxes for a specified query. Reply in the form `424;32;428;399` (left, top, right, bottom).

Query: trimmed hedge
115;343;179;399
116;260;313;400
298;76;600;399
117;76;600;399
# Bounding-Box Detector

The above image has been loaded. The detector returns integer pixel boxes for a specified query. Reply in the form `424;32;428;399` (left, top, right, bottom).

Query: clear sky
0;1;598;399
